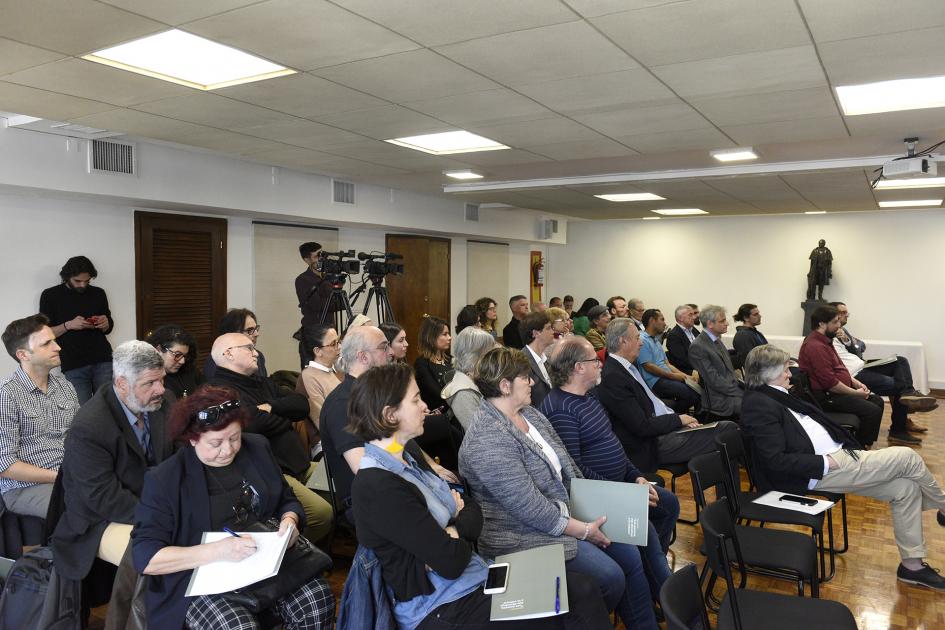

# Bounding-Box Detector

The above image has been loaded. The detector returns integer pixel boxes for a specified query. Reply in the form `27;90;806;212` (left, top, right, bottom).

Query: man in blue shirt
636;309;700;414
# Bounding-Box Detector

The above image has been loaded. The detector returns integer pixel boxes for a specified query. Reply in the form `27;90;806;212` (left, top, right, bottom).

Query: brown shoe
906;419;929;433
900;394;938;412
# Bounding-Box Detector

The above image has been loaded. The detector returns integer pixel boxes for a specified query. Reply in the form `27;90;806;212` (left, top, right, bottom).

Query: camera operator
295;242;334;369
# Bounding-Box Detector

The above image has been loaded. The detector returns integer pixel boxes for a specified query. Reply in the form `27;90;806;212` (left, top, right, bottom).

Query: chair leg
674;472;699;526
836;495;849;553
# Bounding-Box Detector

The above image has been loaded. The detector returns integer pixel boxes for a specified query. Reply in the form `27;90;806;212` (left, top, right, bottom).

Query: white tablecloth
721;333;929;394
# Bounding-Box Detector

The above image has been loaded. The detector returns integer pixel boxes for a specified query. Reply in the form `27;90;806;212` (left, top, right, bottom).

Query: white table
721;333;929;394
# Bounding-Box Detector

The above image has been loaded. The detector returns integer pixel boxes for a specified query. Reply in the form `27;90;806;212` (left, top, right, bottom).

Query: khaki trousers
97;522;133;566
814;447;945;559
284;462;332;544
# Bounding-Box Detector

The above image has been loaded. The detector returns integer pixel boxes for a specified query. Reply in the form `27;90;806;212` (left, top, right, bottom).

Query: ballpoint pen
555;575;560;614
223;527;241;538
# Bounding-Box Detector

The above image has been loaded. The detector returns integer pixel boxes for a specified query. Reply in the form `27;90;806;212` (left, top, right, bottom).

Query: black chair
659;461;699;526
689;453;819;598
316;450;356;560
701;499;858;630
660;564;712;630
713;429;835;581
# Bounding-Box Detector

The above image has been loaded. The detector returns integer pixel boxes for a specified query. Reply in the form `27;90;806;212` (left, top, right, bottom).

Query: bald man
208;332;332;543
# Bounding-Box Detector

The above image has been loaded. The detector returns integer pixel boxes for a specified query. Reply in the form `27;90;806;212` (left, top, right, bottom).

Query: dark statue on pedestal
806;239;833;301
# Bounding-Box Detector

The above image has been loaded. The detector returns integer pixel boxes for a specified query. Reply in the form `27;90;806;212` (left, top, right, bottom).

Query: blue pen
223;527;241;538
554;576;560;614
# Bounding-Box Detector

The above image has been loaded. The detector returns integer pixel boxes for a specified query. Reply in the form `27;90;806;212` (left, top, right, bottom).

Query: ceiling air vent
90;139;136;175
332;179;355;205
464;203;480;222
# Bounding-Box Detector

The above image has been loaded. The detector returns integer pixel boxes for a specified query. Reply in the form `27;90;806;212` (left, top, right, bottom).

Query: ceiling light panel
836;75;945;116
83;29;295;90
386;130;509;155
805;211;827;215
874;177;945;190
877;199;942;207
444;170;483;180
595;193;666;202
710;147;758;162
652;208;707;216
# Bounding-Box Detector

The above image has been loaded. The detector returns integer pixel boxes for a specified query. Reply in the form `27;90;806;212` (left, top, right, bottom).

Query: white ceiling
1;0;944;219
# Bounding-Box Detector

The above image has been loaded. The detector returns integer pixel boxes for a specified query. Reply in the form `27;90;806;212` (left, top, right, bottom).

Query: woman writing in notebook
130;385;333;630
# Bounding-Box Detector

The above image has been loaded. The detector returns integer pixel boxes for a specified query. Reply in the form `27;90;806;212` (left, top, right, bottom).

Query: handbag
221;518;332;613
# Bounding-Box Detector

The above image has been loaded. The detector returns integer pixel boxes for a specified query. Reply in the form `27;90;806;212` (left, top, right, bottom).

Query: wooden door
135;212;227;369
385;235;451;364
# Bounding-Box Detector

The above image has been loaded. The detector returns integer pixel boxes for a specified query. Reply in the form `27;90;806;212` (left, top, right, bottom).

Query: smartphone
484;563;510;595
447;482;465;495
779;494;817;506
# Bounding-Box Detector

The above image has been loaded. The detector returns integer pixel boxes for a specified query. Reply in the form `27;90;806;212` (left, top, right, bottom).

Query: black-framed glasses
159;344;187;362
577;357;601;366
232;480;261;524
196;400;241;426
242;325;261;336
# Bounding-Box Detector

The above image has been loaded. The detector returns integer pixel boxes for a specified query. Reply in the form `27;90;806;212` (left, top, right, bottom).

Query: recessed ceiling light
595;193;666;202
875;177;945;189
710;147;758;162
877;199;942;207
836;75;945;115
805;211;827;215
652;208;708;216
82;29;295;90
386;131;509;155
642;216;662;220
444;170;483;180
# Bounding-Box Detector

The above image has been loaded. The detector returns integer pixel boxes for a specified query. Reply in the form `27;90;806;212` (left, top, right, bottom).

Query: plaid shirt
0;368;78;492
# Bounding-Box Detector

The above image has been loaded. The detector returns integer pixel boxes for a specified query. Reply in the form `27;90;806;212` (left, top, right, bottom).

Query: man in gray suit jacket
688;305;743;419
520;311;554;407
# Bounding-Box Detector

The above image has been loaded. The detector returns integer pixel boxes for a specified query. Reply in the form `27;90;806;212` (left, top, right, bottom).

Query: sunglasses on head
196;400;241;427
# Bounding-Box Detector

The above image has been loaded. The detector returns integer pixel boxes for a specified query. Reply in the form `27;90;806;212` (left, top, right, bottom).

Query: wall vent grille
332;179;355;204
464;203;480;221
91;139;135;175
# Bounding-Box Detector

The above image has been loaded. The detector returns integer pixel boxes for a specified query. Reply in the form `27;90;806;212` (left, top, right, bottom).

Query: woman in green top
570;298;598;337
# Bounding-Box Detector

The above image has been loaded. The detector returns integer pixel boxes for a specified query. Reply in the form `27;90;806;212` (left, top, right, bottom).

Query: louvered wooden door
135;212;227;369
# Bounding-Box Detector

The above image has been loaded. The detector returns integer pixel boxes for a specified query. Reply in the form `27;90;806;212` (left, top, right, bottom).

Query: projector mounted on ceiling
873;137;944;187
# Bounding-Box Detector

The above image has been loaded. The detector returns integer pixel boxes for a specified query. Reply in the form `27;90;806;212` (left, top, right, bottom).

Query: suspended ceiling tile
184;0;419;71
313;105;451;139
563;0;685;19
469;116;606;148
653;46;827;98
98;0;264;25
704;175;811;203
574;102;711;137
312;49;500;103
133;93;297;131
177;129;286;155
722;116;849;145
690;87;840;127
69;107;233;143
0;81;115;120
0;38;65;76
515;69;678;116
435;21;638;86
236;119;366;148
615;127;734;154
404;89;552;127
526;138;639;161
318;139;468;169
0;0;165;56
2;58;193;108
818;27;945;85
593;0;809;66
448;149;553;167
798;0;945;43
334;0;577;47
843;108;945;138
216;73;387;119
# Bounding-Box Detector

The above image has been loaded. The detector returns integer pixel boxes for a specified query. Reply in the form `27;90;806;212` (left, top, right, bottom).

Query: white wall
547;210;945;388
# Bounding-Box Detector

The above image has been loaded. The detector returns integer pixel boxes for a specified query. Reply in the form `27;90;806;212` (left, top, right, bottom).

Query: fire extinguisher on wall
532;258;545;287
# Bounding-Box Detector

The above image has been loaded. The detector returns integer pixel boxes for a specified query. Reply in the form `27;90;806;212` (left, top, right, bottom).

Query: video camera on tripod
315;249;360;285
357;251;404;277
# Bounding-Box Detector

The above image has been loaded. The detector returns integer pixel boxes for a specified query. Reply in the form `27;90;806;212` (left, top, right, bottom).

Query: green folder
569;478;650;546
489;544;568;621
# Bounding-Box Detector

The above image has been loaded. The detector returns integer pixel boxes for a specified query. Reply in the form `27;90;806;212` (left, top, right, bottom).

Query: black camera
316;249;360;277
357;252;404;277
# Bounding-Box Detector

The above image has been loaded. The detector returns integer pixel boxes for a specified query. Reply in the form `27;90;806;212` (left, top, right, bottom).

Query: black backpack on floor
0;546;81;630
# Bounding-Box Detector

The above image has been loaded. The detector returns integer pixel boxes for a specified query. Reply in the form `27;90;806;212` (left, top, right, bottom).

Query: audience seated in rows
473;297;499;341
349;363;611;630
549;296;563;308
413;316;453;412
295;324;342;430
665;304;699;376
208;332;331;543
147;324;202;399
520;311;554;408
541;336;680;555
637;308;700;414
0;314;78;518
132;385;333;629
381;321;410;363
798;305;884;448
39;255;114;405
204;308;268;381
455;305;480;335
546;306;572;341
732;303;768;370
627;298;646;332
741;344;945;592
459;347;661;629
597;318;738;474
688;305;743;420
584;305;611;351
501;295;529;349
441;327;494;431
570;298;598;338
606;295;630;320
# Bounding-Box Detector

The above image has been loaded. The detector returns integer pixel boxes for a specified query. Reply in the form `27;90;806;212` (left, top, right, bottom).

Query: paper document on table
752;491;834;515
185;527;292;597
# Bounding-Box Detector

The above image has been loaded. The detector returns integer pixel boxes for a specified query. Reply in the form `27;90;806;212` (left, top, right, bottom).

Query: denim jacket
337;545;395;630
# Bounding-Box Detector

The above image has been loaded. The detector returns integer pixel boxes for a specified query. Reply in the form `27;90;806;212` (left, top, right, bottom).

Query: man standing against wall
502;295;529;349
39;256;113;404
295;242;333;369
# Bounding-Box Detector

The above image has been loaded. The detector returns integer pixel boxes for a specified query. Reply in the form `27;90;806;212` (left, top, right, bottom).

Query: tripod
319;275;356;333
359;274;395;324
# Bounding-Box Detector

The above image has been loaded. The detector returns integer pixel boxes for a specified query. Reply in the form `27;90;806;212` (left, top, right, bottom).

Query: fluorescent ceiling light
83;29;294;90
443;170;483;180
652;208;707;216
877;199;942;207
595;193;665;202
805;211;827;215
710;147;758;162
642;216;661;220
875;176;945;189
386;131;509;155
836;75;945;115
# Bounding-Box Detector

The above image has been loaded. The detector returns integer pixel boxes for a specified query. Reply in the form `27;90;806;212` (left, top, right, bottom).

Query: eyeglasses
242;325;261;336
577;357;601;366
317;339;340;349
159;345;187;362
196;400;242;426
226;343;257;354
232;480;261;524
374;341;390;352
